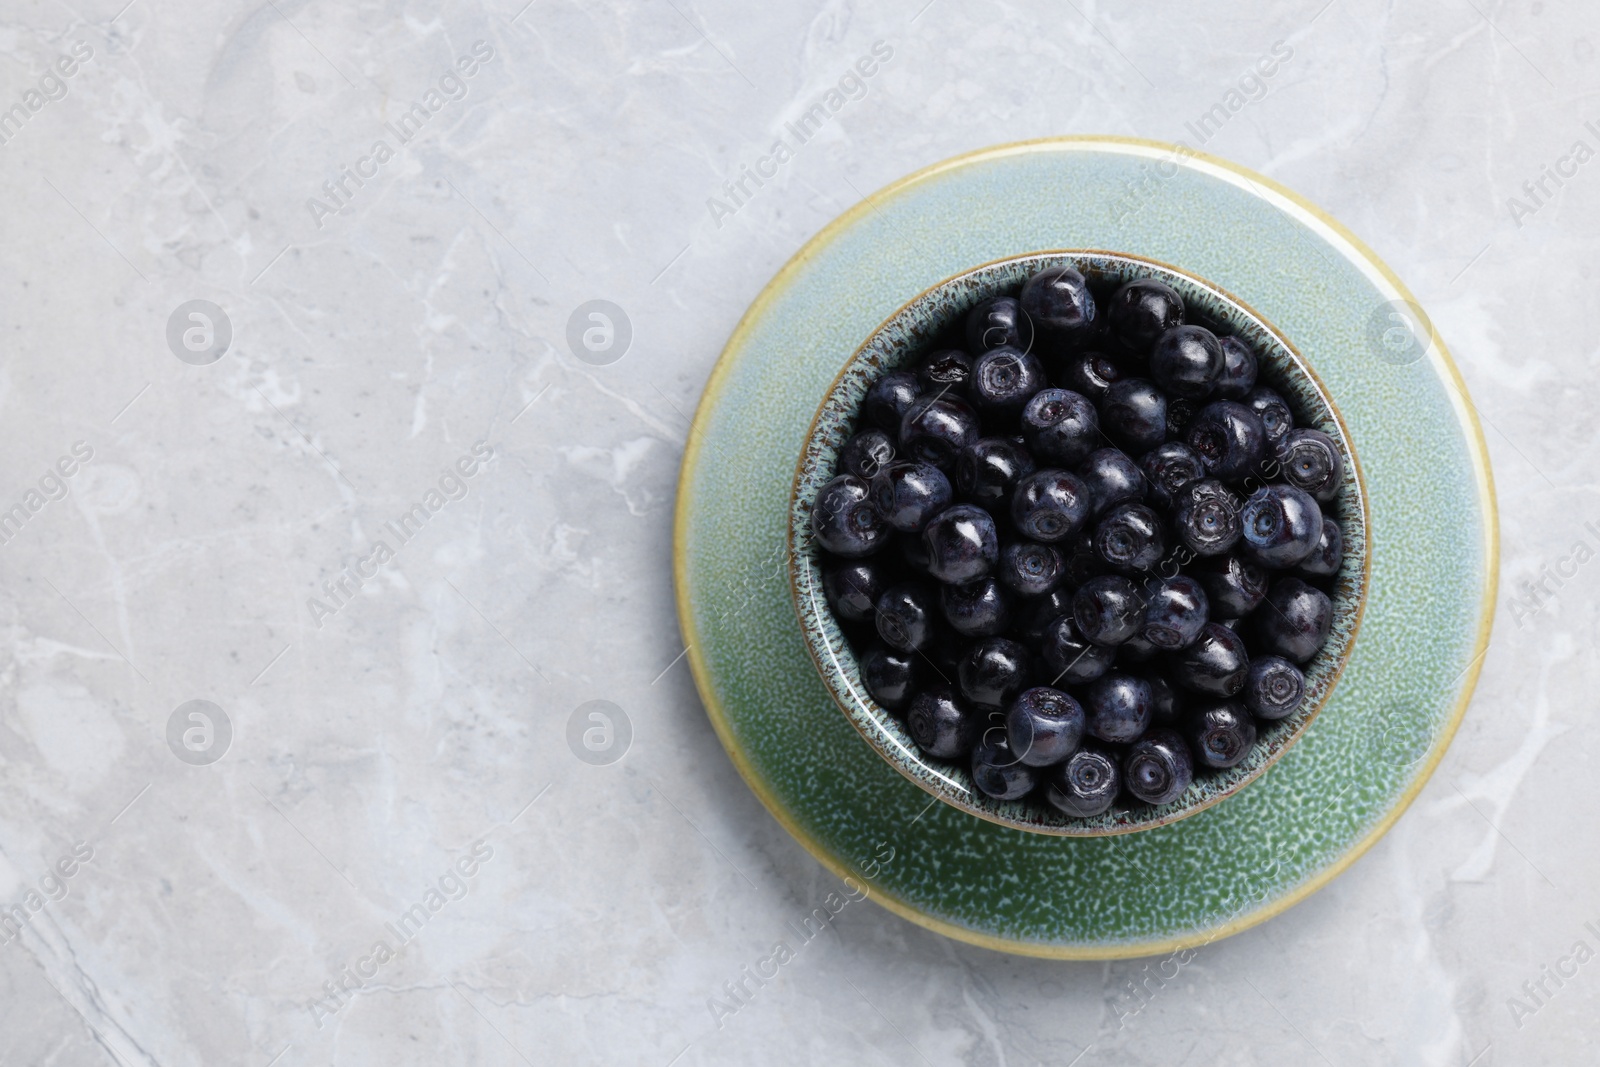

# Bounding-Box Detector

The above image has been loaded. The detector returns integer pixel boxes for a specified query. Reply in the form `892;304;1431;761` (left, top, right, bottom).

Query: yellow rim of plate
671;135;1500;960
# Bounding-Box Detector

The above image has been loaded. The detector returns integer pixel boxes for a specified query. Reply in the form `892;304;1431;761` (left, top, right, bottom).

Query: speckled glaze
789;251;1369;836
673;137;1497;958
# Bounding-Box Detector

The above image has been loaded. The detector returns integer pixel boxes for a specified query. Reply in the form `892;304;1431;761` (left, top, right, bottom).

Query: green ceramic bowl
788;250;1369;836
674;137;1496;957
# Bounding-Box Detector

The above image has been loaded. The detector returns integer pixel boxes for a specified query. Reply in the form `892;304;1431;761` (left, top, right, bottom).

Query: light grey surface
0;1;1587;1064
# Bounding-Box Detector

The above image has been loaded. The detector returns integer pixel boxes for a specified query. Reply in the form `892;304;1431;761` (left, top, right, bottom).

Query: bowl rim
786;247;1373;837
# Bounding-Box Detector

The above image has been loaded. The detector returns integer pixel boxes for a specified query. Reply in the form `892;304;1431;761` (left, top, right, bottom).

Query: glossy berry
899;395;980;472
1168;622;1250;696
822;559;895;622
1239;484;1322;568
837;428;896;480
905;688;979;759
862;372;921;432
1254;578;1332;664
1073;575;1145;647
1141;441;1205;511
1016;587;1075;642
870;461;953;533
997;540;1065;597
1296;515;1343;579
1094;503;1165;571
956;437;1036;509
1020;266;1097;340
1021;388;1099;466
859;645;918;712
1244;387;1294;445
875;583;939;652
1107;278;1184;354
1010;469;1092;543
966;295;1033;354
1276;428;1343;502
917;349;973;394
1187;400;1266;481
1165;396;1198;442
812;474;889;558
1039;614;1118;685
1215;336;1258;399
1101;378;1168;453
1172;479;1242;557
1191;554;1269;617
1185;702;1257;769
1005;686;1085;767
968;346;1047;422
922;504;999;583
1046;747;1121;817
941;577;1012;637
971;732;1038;800
958;637;1031;710
1058;535;1109;587
1142;575;1209;649
1078;448;1146;516
1124;729;1194;805
1062;351;1124;401
1150;325;1224;399
1084;672;1153;743
1244;655;1306;720
1147;672;1182;726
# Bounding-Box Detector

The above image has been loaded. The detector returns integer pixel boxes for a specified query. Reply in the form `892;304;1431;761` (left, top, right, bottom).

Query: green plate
673;137;1497;958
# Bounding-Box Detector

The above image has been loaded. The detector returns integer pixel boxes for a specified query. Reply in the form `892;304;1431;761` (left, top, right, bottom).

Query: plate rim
672;135;1499;959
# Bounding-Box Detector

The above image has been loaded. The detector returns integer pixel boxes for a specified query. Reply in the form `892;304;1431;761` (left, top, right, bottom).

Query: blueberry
1191;553;1269;617
922;504;1000;583
1005;686;1085;767
1253;577;1332;664
1140;442;1205;511
812;474;890;558
958;637;1031;710
1171;479;1242;557
1040;613;1117;685
956;437;1036;509
1020;266;1097;341
1078;447;1146;516
968;346;1047;422
859;644;919;712
1239;484;1322;568
899;394;980;473
1093;503;1165;571
1296;515;1343;578
1124;729;1194;805
917;349;973;394
1101;378;1168;453
1186;400;1266;482
1185;702;1257;769
905;688;979;759
1045;746;1121;817
875;583;939;652
1276;428;1343;502
836;428;896;480
862;372;921;432
1244;655;1306;720
1016;586;1076;642
971;731;1039;800
1244;387;1294;445
1164;396;1198;442
1010;469;1092;543
1107;278;1184;354
1058;534;1110;587
1061;351;1125;402
997;540;1065;597
941;577;1012;637
1147;672;1182;727
1073;575;1145;647
1084;672;1153;743
1021;388;1100;466
870;461;953;533
1168;621;1249;696
822;558;896;622
1215;336;1258;399
1142;575;1209;649
1150;325;1224;399
966;295;1034;354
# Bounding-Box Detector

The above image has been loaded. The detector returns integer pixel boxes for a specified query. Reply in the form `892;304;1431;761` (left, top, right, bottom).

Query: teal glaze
674;139;1496;957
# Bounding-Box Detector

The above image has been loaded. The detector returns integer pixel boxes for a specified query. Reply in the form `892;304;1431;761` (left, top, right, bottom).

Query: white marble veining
0;0;1593;1063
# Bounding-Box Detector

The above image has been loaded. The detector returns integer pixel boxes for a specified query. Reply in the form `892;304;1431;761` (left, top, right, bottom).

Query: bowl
787;250;1369;836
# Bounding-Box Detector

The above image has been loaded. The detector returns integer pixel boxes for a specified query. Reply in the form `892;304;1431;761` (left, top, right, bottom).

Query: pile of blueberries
810;266;1345;818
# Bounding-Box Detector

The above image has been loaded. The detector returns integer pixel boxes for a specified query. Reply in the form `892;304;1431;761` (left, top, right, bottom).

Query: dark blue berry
917;349;973;393
860;645;919;712
956;437;1036;509
941;577;1012;637
899;394;980;472
1021;266;1097;340
1107;278;1184;354
971;731;1039;800
1296;515;1343;578
1253;577;1332;664
1059;534;1111;586
997;540;1065;597
1005;686;1085;767
1141;441;1204;510
1185;702;1257;769
822;559;895;622
1062;351;1124;402
905;688;979;759
1016;587;1075;642
1172;479;1242;556
1187;400;1266;481
1039;614;1118;685
1276;428;1343;502
1085;672;1153;743
875;583;938;652
836;428;897;480
870;461;953;533
1239;484;1322;568
1142;575;1209;649
1045;746;1121;817
1101;378;1168;453
862;372;921;432
1191;553;1268;617
1010;469;1092;543
1124;729;1193;805
968;346;1047;422
1148;672;1182;727
966;295;1033;354
1150;325;1224;399
812;474;890;558
1073;575;1144;647
1168;622;1249;696
1093;503;1165;571
1244;387;1294;445
959;637;1031;710
1215;336;1258;399
1021;388;1099;466
1244;655;1306;720
922;504;1000;583
1078;447;1146;516
1164;396;1197;442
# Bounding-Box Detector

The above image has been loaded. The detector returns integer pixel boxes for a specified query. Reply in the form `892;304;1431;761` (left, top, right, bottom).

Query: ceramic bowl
788;250;1369;836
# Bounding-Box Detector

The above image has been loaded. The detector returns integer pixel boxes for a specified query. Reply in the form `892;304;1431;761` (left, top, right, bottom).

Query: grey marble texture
0;0;1590;1064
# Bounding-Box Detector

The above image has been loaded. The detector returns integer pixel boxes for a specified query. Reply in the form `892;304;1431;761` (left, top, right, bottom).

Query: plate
673;137;1496;957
